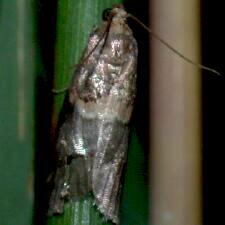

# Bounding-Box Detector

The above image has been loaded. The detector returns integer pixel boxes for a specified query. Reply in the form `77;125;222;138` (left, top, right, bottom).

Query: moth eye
102;8;112;21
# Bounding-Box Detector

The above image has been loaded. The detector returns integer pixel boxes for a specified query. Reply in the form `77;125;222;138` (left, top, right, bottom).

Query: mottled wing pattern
48;6;137;224
92;120;129;222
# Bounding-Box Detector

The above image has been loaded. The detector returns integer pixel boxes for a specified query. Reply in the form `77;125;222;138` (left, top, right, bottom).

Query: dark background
202;0;225;224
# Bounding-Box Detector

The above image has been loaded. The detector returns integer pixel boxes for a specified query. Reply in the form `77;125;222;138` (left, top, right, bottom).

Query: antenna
128;13;221;76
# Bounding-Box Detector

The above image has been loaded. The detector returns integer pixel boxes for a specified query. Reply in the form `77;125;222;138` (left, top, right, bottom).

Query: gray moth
48;5;138;224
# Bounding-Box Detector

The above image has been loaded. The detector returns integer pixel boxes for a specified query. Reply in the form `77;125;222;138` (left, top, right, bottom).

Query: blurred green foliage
0;1;35;225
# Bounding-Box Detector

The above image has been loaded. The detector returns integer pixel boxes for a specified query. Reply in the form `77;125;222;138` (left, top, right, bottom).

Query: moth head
102;4;127;22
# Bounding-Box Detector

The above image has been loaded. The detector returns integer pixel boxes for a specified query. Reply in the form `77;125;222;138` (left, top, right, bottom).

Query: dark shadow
124;0;150;157
122;1;150;224
33;1;57;225
201;0;225;225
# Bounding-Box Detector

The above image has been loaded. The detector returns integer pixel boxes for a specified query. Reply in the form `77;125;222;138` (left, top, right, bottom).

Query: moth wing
92;120;129;224
48;164;70;215
48;111;92;215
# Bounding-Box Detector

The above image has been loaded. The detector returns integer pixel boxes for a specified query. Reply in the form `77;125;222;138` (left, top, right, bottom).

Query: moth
48;5;137;224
